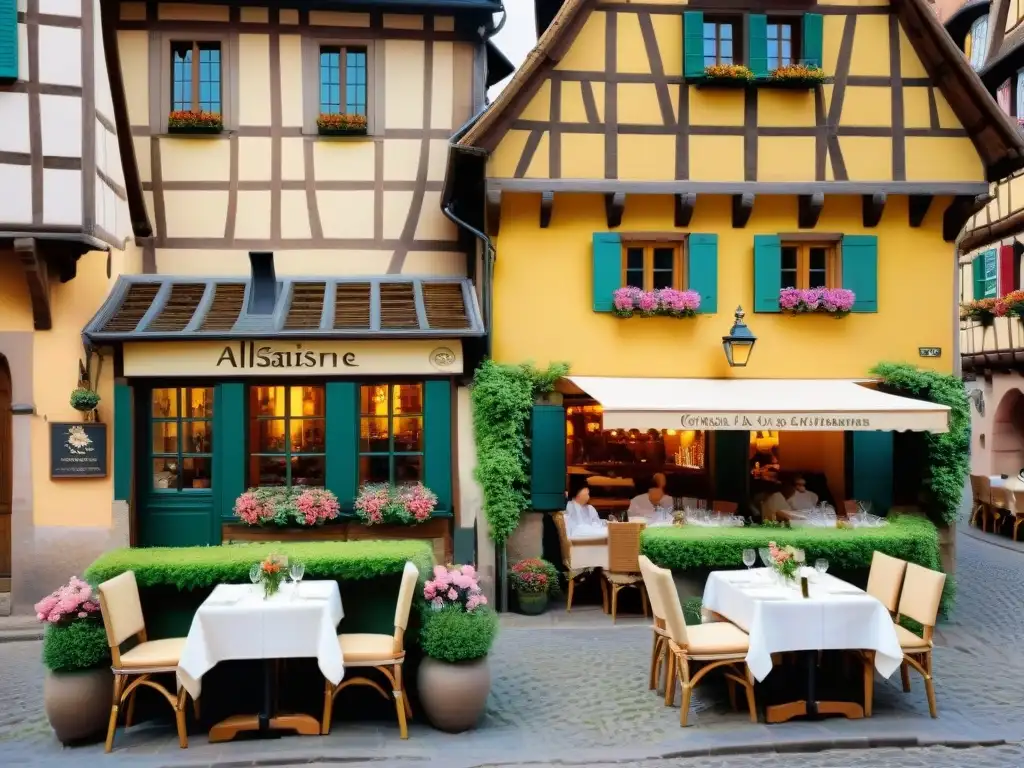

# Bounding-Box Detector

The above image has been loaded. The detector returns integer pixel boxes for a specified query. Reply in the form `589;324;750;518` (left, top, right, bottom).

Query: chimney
248;251;277;315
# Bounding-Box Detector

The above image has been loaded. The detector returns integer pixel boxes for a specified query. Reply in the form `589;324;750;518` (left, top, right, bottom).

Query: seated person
628;484;674;523
789;475;818;511
564;484;608;540
762;475;797;523
653;472;668;492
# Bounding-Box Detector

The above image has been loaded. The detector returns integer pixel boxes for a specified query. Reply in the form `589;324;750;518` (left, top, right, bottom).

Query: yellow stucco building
446;0;1024;545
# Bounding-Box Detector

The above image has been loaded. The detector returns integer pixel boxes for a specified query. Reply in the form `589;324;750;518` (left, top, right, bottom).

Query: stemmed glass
742;548;756;570
249;563;261;595
289;560;305;598
814;558;829;578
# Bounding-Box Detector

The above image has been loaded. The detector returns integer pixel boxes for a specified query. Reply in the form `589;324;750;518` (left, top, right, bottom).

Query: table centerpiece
767;541;804;585
257;554;287;598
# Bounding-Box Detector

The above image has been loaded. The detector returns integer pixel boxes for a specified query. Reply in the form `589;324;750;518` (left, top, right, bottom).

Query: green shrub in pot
420;606;498;663
69;388;101;413
509;558;560;615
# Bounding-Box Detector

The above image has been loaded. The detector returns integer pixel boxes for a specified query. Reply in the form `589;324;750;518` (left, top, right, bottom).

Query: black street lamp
722;306;757;368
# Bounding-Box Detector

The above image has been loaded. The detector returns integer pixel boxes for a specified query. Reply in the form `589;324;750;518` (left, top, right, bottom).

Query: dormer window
968;16;988;70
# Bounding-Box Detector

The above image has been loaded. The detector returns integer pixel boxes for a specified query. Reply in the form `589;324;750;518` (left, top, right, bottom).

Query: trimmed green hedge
419;607;498;663
85;540;434;590
42;621;110;673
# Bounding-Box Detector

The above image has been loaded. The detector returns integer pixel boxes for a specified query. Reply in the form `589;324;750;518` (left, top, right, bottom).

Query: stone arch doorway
0;355;11;591
991;388;1024;478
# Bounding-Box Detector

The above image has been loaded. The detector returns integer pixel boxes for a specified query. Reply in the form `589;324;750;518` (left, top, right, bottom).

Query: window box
613;287;701;318
691;64;755;89
167;110;223;134
317;113;368;136
758;64;831;89
779;288;855;319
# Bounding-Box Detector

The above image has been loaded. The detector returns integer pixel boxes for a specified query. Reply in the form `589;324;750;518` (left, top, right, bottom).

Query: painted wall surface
116;3;481;276
490;193;956;378
963;374;1024;477
0;0;131;245
486;2;984;184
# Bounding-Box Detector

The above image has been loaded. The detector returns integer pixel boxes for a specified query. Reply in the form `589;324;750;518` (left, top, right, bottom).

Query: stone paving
2;530;1023;768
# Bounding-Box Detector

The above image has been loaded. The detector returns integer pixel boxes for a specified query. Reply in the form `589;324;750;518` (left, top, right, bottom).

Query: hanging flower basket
779;288;855;318
694;64;754;88
762;63;830;89
167;110;223;134
612;287;701;318
317;113;368;136
69;387;100;413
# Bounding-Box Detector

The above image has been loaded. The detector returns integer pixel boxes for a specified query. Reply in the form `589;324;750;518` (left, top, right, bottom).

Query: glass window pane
153;389;178;418
153;458;179;490
781;271;798;290
781;246;798;271
360;417;390;452
808;271;827;289
252;386;286;417
394;454;422;484
767;23;778;38
809;247;827;271
182;421;212;454
782;24;792;41
252;419;287;453
767;39;778;59
361;384;390;415
291;419;326;454
653;248;674;271
393;383;422;415
182;457;212;489
703;39;716;58
626;248;644;270
359;455;391;485
652;272;673;290
292;456;325;487
185;388;213;418
626;269;644;289
721;40;733;60
721;23;732;40
153;421;178;454
298;386;325;417
394;417;423;452
251;456;288;486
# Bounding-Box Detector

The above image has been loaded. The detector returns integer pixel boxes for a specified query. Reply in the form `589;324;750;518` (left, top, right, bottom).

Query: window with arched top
969;16;989;70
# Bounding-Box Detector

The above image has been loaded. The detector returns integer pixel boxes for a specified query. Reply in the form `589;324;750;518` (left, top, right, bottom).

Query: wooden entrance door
0;357;12;589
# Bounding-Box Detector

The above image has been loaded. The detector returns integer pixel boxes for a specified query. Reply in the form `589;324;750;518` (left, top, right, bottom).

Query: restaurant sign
680;414;873;430
50;422;108;478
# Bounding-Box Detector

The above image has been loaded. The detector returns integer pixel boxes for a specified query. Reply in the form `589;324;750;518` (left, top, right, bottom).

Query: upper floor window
171;41;221;113
319;45;368;115
781;242;838;290
703;18;739;66
624;242;686;292
1016;71;1024;119
766;20;797;70
248;385;326;487
969;16;989;70
151;388;213;491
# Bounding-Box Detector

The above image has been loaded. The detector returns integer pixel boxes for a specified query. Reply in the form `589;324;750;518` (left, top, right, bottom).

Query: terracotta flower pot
417;655;490;733
44;667;112;744
516;591;548;615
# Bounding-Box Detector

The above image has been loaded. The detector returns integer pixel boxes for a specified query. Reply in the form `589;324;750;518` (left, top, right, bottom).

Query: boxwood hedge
42;621;110;673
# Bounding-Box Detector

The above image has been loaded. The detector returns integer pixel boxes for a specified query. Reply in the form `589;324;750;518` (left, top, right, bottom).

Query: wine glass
290;560;305;596
742;549;756;570
814;558;829;577
249;563;261;594
758;547;771;567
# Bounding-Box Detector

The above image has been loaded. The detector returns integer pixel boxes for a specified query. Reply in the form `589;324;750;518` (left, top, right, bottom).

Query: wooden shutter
753;234;782;312
849;432;893;515
999;244;1018;294
324;382;358;510
841;234;878;312
801;13;824;68
0;0;17;82
215;383;246;526
683;11;704;79
592;232;621;312
983;248;998;297
530;404;566;511
688;233;718;314
747;14;768;77
972;253;985;301
424;380;453;514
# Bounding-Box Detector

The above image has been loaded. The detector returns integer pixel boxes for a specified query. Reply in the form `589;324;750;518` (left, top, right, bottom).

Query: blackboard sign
50;422;108;478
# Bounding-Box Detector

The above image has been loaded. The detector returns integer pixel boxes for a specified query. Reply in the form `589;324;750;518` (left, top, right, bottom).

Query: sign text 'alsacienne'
680;414;872;429
217;342;358;370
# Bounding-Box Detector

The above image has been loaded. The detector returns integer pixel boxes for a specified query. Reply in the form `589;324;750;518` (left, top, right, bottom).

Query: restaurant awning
566;377;950;434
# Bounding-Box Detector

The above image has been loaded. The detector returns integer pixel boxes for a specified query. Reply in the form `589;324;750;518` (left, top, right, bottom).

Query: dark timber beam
674;192;696;227
605;192;625;229
908;194;933;228
798;193;824;229
732;193;754;229
540;191;554;229
485;189;501;236
861;193;887;227
15;238;52;331
944;193;993;242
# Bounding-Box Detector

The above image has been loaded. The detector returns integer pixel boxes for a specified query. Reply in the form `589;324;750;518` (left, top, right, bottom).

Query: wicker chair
969;474;990;528
1013;489;1024;542
988;486;1013;534
552;511;609;612
712;500;738;514
603;522;648;623
637;555;670;697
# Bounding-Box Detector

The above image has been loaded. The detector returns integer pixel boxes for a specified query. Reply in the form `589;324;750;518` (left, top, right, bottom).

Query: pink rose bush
778;288;855;318
613;287;701;318
354;482;437;525
234;486;340;527
34;576;100;626
423;564;488;612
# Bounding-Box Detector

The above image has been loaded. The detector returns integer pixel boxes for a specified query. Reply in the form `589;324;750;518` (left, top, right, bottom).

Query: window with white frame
969;16;989;70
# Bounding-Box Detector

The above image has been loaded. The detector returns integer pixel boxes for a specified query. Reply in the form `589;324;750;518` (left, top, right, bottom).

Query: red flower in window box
317;112;368;136
768;63;828;86
167;110;223;134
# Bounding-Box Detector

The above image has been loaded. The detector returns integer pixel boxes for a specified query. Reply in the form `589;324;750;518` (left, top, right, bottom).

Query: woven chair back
551;512;572;570
607;522;644;574
970;474;991;506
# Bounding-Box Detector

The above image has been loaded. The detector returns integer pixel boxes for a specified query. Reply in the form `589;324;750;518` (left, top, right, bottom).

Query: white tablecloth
702;569;903;683
177;580;344;698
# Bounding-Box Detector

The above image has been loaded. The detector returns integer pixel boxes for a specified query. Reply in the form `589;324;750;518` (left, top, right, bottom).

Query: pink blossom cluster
34;576;99;625
779;287;855;317
295;488;340;525
423;564;488;612
354;484;391;524
612;286;701;318
397;483;438;522
354;482;437;525
234;490;277;525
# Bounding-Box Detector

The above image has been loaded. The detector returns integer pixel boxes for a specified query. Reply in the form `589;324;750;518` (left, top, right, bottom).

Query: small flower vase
262;575;280;599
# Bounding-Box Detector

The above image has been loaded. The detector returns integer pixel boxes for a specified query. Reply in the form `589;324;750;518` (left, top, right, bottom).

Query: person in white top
788;475;818;511
628;484;674;523
564;485;608;540
762;476;796;523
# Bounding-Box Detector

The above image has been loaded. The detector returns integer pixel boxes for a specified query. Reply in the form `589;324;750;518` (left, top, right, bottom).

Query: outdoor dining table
177;580;344;742
702;568;903;723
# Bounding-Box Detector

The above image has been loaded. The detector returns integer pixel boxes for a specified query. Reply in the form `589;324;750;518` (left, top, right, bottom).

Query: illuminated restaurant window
565;405;706;470
359;383;424;485
623;242;687;291
248;385;326;487
780;242;838;290
151;388;213;491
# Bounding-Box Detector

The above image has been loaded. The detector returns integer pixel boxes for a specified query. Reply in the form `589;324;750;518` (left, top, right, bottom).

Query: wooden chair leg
648;633;660;690
923;652;938;718
566;577;575;612
393;664;409;739
610;583;619;624
744;667;757;723
863;651;875;717
124;688;137;729
640;584;649;618
104;674;126;753
664;652;676;706
900;660;911;692
192;695;200;722
174;686;188;749
321;679;334;735
600;577;609;614
726;678;737;711
678;659;692;726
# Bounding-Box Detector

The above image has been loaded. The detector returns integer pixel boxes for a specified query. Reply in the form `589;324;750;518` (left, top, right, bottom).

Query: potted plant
317;112;368;136
417;564;496;732
766;63;829;88
37;577;112;744
70;387;101;420
233;487;341;527
697;63;754;87
779;287;855;318
167;110;223;134
509;558;560;615
354;482;437;525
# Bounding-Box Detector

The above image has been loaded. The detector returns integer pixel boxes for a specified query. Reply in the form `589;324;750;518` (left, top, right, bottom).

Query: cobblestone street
2;530;1022;767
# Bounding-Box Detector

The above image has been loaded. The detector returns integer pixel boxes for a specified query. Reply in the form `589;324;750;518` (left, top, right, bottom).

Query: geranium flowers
779;288;855;318
612;287;701;318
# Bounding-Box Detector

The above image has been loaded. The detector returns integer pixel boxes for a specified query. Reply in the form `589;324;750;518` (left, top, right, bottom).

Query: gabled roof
459;0;1024;180
84;275;485;343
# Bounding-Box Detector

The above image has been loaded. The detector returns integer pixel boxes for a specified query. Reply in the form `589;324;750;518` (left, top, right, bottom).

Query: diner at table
627;484;674;524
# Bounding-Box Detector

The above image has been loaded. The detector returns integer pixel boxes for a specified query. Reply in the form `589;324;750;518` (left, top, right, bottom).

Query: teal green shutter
802;13;824;68
972;253;985;300
688;233;718;314
113;381;133;503
747;14;768;77
326;381;358;510
592;232;621;312
0;0;17;82
753;234;782;312
215;383;245;525
850;432;893;515
983;248;998;298
683;11;705;78
424;380;452;515
842;234;878;312
714;431;749;504
530;404;566;511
